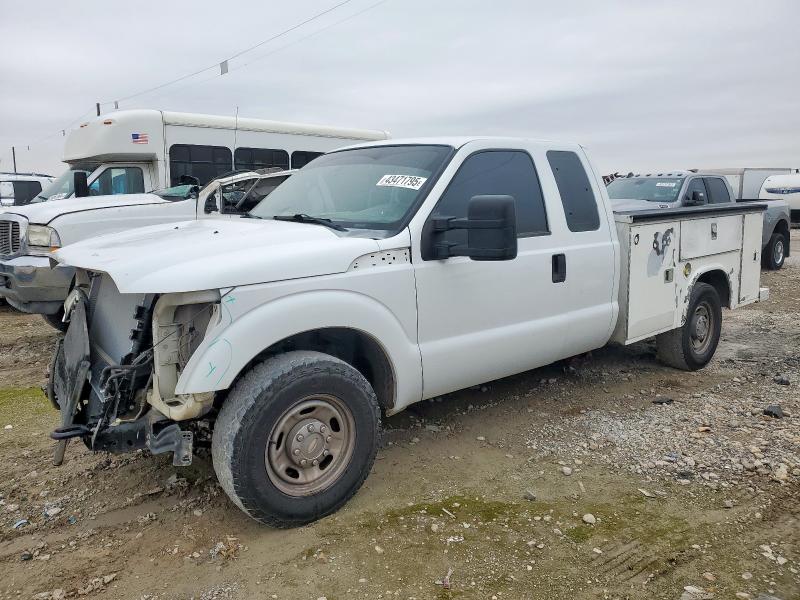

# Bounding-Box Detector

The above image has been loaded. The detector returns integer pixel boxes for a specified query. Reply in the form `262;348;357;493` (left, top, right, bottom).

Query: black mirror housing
686;190;705;205
204;194;218;214
426;195;517;261
73;171;89;198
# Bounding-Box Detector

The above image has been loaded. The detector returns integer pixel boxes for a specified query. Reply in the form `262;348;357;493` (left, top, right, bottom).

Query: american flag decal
131;133;149;144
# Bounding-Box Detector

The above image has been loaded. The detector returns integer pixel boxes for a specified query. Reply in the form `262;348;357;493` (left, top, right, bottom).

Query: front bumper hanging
48;290;193;466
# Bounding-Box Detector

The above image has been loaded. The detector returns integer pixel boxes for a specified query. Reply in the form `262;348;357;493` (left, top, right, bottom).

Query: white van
38;109;389;202
760;173;800;225
0;172;54;207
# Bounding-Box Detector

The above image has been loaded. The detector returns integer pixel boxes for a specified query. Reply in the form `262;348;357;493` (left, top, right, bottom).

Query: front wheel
211;351;381;528
656;282;722;371
763;233;786;270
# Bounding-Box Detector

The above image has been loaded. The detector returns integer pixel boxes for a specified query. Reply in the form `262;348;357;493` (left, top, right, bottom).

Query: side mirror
73;171;89;198
427;195;517;261
204;193;218;214
685;190;705;206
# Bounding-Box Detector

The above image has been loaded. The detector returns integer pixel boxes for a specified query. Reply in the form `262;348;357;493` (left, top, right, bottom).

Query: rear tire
42;308;68;332
656;282;721;371
763;233;786;270
211;350;380;528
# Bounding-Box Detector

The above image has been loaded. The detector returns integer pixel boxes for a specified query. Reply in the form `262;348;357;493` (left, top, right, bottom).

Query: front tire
211;351;381;528
763;232;786;270
656;282;722;371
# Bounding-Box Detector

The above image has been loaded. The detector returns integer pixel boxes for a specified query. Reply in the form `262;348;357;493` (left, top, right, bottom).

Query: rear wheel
763;232;786;270
211;350;380;528
42;308;68;332
656;282;722;371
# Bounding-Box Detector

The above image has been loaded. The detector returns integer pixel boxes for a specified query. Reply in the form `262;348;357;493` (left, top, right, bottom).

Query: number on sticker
376;174;428;191
655;182;677;187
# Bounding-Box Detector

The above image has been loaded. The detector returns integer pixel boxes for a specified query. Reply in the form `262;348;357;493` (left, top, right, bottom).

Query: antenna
233;106;240;163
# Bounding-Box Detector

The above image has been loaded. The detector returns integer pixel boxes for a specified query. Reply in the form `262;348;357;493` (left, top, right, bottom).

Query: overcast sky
1;0;798;176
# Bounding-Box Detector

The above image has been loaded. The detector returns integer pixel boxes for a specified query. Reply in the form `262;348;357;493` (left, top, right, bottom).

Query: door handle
552;253;566;283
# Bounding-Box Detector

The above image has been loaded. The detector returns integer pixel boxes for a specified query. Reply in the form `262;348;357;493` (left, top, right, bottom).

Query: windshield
33;166;94;203
607;177;685;203
249;145;453;232
150;184;198;200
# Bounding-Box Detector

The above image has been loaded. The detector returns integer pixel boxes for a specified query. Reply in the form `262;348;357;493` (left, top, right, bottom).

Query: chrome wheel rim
775;239;784;265
690;301;714;355
265;394;355;497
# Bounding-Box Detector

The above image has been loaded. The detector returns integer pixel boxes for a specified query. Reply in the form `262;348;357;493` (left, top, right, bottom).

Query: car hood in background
4;194;172;225
54;218;380;294
610;198;675;211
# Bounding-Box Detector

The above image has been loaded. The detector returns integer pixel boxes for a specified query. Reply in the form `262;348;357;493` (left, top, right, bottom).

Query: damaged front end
48;270;219;466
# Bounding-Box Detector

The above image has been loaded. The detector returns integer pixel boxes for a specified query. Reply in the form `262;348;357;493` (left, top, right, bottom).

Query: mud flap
50;295;91;466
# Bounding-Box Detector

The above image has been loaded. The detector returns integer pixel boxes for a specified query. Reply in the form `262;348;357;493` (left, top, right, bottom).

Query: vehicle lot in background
0;229;797;599
703;167;794;200
0;173;53;207
608;171;791;269
0;169;293;326
40;109;388;204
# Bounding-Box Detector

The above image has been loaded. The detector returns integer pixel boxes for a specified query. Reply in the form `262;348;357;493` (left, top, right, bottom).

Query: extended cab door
410;142;616;400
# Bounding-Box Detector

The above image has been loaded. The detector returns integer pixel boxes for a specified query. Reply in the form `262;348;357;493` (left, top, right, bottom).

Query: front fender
174;289;422;412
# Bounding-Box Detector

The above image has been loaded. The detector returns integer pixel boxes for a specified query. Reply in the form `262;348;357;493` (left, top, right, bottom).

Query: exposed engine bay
48;270;219;466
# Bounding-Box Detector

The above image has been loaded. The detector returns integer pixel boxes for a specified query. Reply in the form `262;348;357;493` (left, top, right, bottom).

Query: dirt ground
0;232;798;600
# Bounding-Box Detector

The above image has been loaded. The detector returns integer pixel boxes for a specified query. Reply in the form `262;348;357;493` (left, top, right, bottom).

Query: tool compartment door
738;212;762;304
680;215;742;260
625;222;679;340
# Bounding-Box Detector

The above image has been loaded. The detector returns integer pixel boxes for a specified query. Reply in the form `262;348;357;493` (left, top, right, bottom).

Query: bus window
234;148;289;172
170;144;233;186
291;151;323;169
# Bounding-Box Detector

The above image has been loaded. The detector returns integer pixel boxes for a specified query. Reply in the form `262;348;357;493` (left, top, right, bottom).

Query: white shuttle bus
37;109;389;202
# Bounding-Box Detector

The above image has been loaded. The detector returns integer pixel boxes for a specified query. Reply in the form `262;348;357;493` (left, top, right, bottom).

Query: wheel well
225;328;396;411
696;270;731;308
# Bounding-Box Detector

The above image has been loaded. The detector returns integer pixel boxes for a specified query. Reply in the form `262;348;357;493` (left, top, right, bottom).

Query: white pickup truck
0;170;292;328
49;137;767;527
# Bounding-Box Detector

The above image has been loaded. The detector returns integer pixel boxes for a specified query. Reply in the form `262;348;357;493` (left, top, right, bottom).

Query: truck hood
54;218;380;294
610;198;674;212
5;194;170;225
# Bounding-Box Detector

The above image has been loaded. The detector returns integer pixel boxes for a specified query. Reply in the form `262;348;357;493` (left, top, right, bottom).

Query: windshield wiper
241;213;262;219
272;213;347;231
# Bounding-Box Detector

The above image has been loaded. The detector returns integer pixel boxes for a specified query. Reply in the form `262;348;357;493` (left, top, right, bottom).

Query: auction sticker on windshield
656;182;677;187
376;174;427;190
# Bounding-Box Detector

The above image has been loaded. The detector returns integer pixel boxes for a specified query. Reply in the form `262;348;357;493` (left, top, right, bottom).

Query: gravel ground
0;231;797;600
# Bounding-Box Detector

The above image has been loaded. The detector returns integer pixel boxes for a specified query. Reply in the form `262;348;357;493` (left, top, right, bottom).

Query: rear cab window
704;177;731;204
546;151;600;232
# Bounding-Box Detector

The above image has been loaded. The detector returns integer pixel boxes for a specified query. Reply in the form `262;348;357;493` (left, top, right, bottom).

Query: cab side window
431;150;549;248
684;178;708;205
88;167;145;196
705;177;731;204
546;150;600;232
